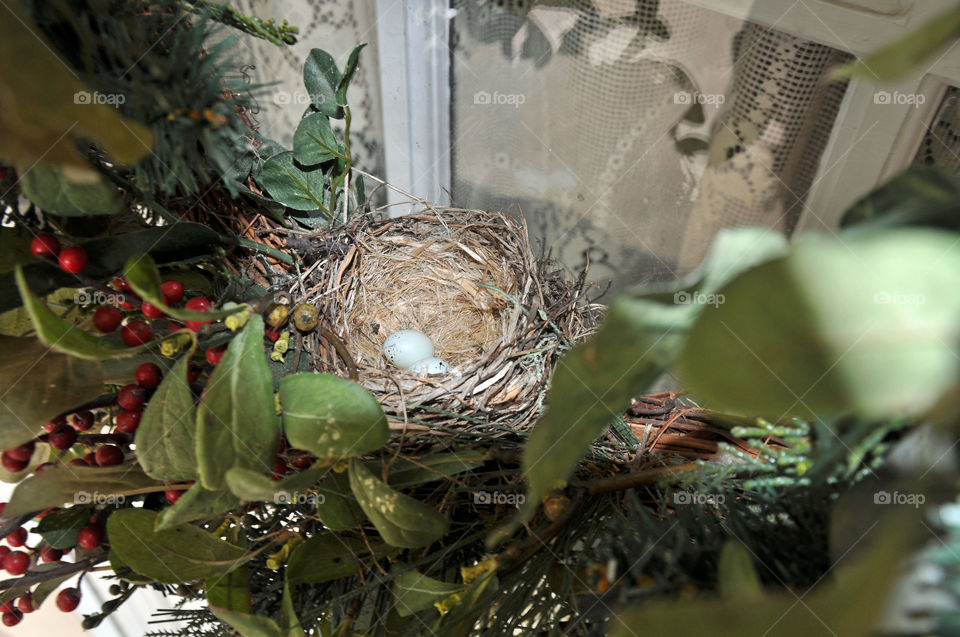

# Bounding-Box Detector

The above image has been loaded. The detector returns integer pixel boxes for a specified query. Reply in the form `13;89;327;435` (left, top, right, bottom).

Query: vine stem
0;556;104;591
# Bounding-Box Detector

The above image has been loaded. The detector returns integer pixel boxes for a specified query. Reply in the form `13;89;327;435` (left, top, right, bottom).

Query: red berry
121;320;151;346
141;301;164;319
117;384;146;411
115;410;141;434
2;610;22;626
292;455;313;470
16;594;32;614
0;502;6;517
265;329;280;343
134;362;163;389
82;452;97;465
184;297;212;331
72;410;95;431
95;445;123;466
3;551;28;575
112;277;131;291
40;546;62;562
30;233;60;259
6;528;26;547
6;442;34;462
68;458;88;467
160;280;184;304
186;362;201;384
48;424;77;450
164;489;184;504
0;547;10;562
77;524;102;550
58;246;88;274
1;451;27;473
0;602;10;614
43;416;67;434
35;462;55;472
205;345;226;365
92;306;123;333
56;588;80;612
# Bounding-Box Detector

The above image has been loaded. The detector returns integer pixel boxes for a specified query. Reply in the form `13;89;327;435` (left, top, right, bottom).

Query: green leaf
0;336;103;449
124;254;245;322
207;563;251;615
285;534;394;585
6;463;161;517
210;583;304;637
303;48;342;118
841;166;960;230
0;4;153;169
34;505;94;549
106;509;247;584
717;541;763;600
829;5;960;82
31;566;76;608
393;569;463;617
500;229;789;544
314;471;365;531
348;459;449;548
21;165;121;216
279;373;388;459
155;484;241;530
135;355;197;481
196;316;280;490
279;583;307;637
377;450;487;488
679;228;960;421
15;267;136;360
225;465;326;502
336;43;367;106
260;152;329;212
609;519;914;637
293;113;340;165
109;550;153;584
0;223;225;313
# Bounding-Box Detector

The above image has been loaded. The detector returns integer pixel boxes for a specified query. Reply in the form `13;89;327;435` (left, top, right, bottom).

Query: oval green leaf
260;151;329;212
135;354;198;482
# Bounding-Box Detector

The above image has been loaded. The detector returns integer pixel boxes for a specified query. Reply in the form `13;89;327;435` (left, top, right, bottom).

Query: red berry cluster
29;234;87;275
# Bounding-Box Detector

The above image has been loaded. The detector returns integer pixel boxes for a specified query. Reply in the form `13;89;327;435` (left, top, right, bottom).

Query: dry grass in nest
302;207;599;431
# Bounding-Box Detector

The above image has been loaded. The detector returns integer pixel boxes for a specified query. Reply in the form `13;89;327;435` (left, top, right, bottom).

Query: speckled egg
383;330;435;369
409;356;450;375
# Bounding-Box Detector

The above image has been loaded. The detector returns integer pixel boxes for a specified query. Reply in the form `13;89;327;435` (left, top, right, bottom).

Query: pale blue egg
409;356;450;375
383;330;435;369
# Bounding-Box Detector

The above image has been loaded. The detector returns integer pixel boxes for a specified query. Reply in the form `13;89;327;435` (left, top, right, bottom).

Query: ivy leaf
6;463;161;517
124;254;245;322
34;505;94;549
679;229;960;421
196;316;281;490
393;570;464;618
841;166;960;231
0;336;102;449
107;509;247;584
135;355;197;482
499;229;789;544
303;48;342;118
336;43;367;106
292;113;340;166
285;534;394;585
21;165;121;216
259;152;329;213
279;373;389;459
155;484;241;530
348;459;449;549
15;266;137;360
829;5;960;82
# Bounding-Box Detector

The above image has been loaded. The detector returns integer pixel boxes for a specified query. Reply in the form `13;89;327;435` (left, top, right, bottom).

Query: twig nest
306;209;596;431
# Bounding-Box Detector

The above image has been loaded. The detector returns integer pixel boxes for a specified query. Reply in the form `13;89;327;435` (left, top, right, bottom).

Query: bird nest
297;208;598;431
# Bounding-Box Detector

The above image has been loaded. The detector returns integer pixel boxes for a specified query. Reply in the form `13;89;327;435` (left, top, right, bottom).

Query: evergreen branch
182;1;299;45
